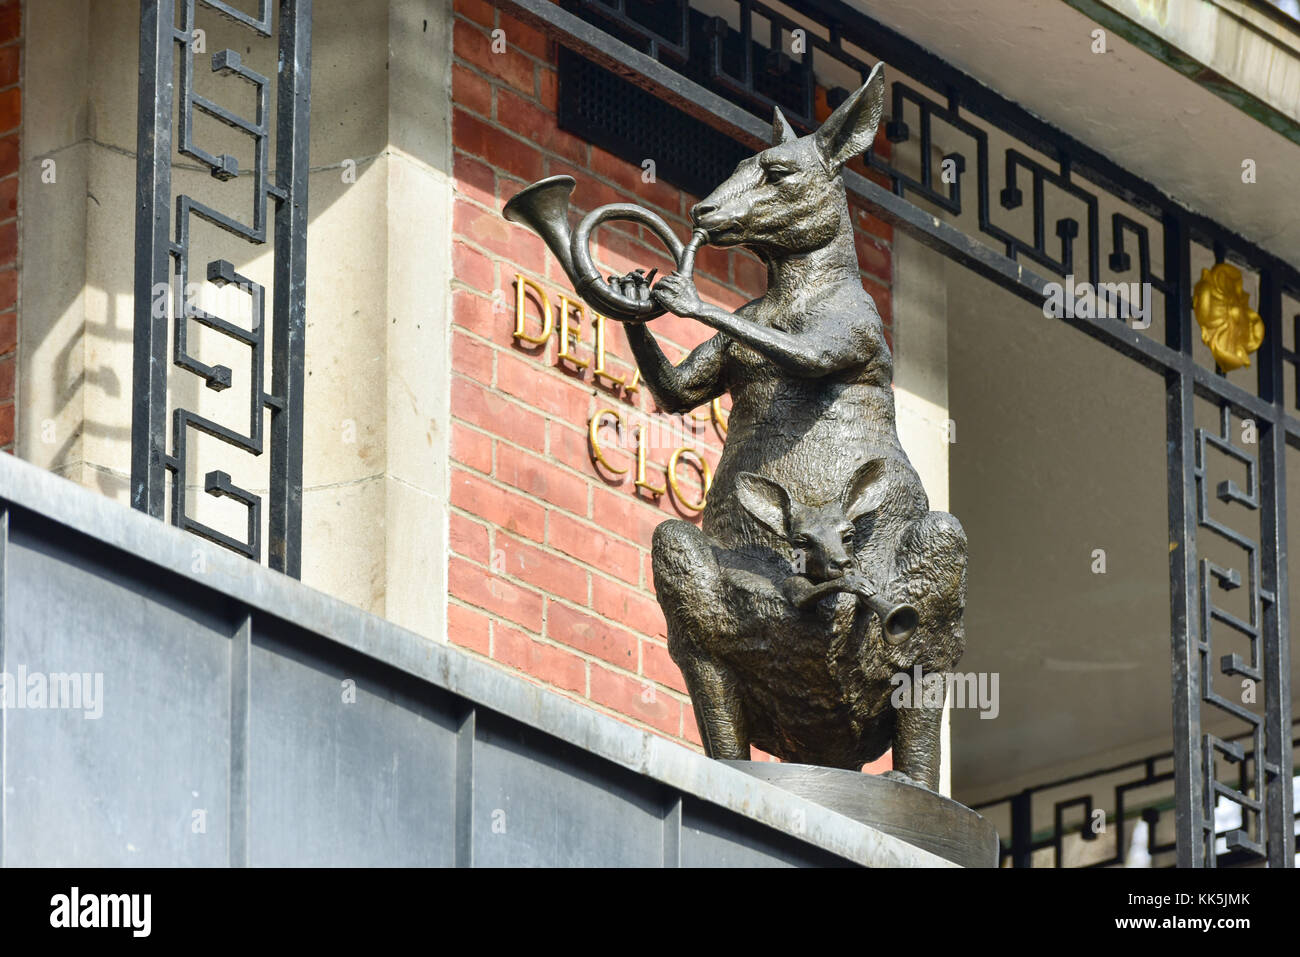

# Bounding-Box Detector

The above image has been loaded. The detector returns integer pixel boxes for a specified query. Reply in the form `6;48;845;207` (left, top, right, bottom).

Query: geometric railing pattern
131;0;311;576
972;722;1299;867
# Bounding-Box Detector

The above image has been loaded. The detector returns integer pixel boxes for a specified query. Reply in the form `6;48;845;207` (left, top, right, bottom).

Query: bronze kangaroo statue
625;64;966;791
502;64;966;791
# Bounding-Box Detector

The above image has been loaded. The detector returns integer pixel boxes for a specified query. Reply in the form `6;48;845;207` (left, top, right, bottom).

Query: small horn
502;176;580;282
838;575;919;645
864;594;919;645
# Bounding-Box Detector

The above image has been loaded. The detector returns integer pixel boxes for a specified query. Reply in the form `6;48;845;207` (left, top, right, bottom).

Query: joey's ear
734;472;792;539
772;106;798;146
814;61;886;172
842;458;888;522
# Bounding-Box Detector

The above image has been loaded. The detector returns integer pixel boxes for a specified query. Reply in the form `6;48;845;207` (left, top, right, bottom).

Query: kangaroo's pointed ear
842;458;888;522
815;62;886;173
734;472;792;538
772;106;798;145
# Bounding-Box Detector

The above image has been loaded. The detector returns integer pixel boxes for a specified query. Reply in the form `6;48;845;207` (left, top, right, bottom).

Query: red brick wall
448;0;894;760
0;0;18;453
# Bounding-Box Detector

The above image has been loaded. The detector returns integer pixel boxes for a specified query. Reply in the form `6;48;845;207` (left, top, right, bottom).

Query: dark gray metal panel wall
678;798;846;868
0;458;936;867
469;712;667;866
246;623;461;867
4;519;235;866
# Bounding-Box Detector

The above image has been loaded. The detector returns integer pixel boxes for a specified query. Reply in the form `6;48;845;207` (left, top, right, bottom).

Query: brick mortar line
456;518;674;642
449;335;723;452
449;595;670;655
517;662;693;744
448;396;718;520
581;695;696;744
448;92;686;226
449;320;715;409
446;511;680;644
448;350;697;440
447;368;648;449
442;633;694;743
446;279;730;446
449;54;552;108
471;118;681;212
448;312;651;390
448;419;714;547
446;585;687;701
450;410;697;503
447;494;657;590
453;11;556;72
852;219;895;249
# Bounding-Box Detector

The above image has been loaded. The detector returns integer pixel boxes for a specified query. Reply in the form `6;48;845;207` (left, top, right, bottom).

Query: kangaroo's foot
891;700;944;792
676;652;750;759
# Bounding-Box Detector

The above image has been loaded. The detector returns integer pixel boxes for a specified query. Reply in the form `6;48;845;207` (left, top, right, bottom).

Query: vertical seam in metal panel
455;706;475;867
229;613;252;867
662;795;682;867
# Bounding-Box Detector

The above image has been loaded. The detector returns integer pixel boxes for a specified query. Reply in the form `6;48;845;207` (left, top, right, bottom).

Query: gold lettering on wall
556;295;589;369
667;447;712;512
710;398;728;436
592;313;625;389
634;424;667;496
593;313;640;396
589;408;628;475
513;274;553;345
504;276;723;514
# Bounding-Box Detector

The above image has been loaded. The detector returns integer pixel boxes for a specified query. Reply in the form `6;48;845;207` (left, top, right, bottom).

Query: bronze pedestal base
723;761;1000;868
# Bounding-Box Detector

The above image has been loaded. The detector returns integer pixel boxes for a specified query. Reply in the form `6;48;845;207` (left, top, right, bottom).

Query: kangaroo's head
734;459;887;582
690;63;886;259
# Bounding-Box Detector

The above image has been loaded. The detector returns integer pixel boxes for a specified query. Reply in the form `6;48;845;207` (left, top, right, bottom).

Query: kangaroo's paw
879;769;927;790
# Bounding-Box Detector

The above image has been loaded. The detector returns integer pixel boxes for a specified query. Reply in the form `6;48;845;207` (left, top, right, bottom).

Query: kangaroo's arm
785;576;845;609
691;302;869;378
624;323;727;414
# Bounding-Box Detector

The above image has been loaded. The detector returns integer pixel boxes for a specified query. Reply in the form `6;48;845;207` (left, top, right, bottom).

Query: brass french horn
502;175;706;322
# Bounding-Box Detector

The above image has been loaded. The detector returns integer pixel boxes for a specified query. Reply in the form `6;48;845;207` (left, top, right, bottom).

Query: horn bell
502;175;579;283
867;595;919;645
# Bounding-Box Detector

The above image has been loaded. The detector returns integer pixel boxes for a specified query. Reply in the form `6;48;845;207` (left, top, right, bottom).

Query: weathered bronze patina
504;63;967;792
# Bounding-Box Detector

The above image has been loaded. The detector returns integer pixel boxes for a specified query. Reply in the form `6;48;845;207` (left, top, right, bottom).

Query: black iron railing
972;721;1300;867
131;0;311;576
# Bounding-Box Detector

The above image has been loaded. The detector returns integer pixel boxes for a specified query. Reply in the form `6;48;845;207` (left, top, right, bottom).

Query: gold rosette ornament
1193;263;1264;371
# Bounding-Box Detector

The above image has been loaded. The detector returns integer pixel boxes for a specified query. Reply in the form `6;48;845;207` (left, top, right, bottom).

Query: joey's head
689;63;886;259
734;460;888;582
